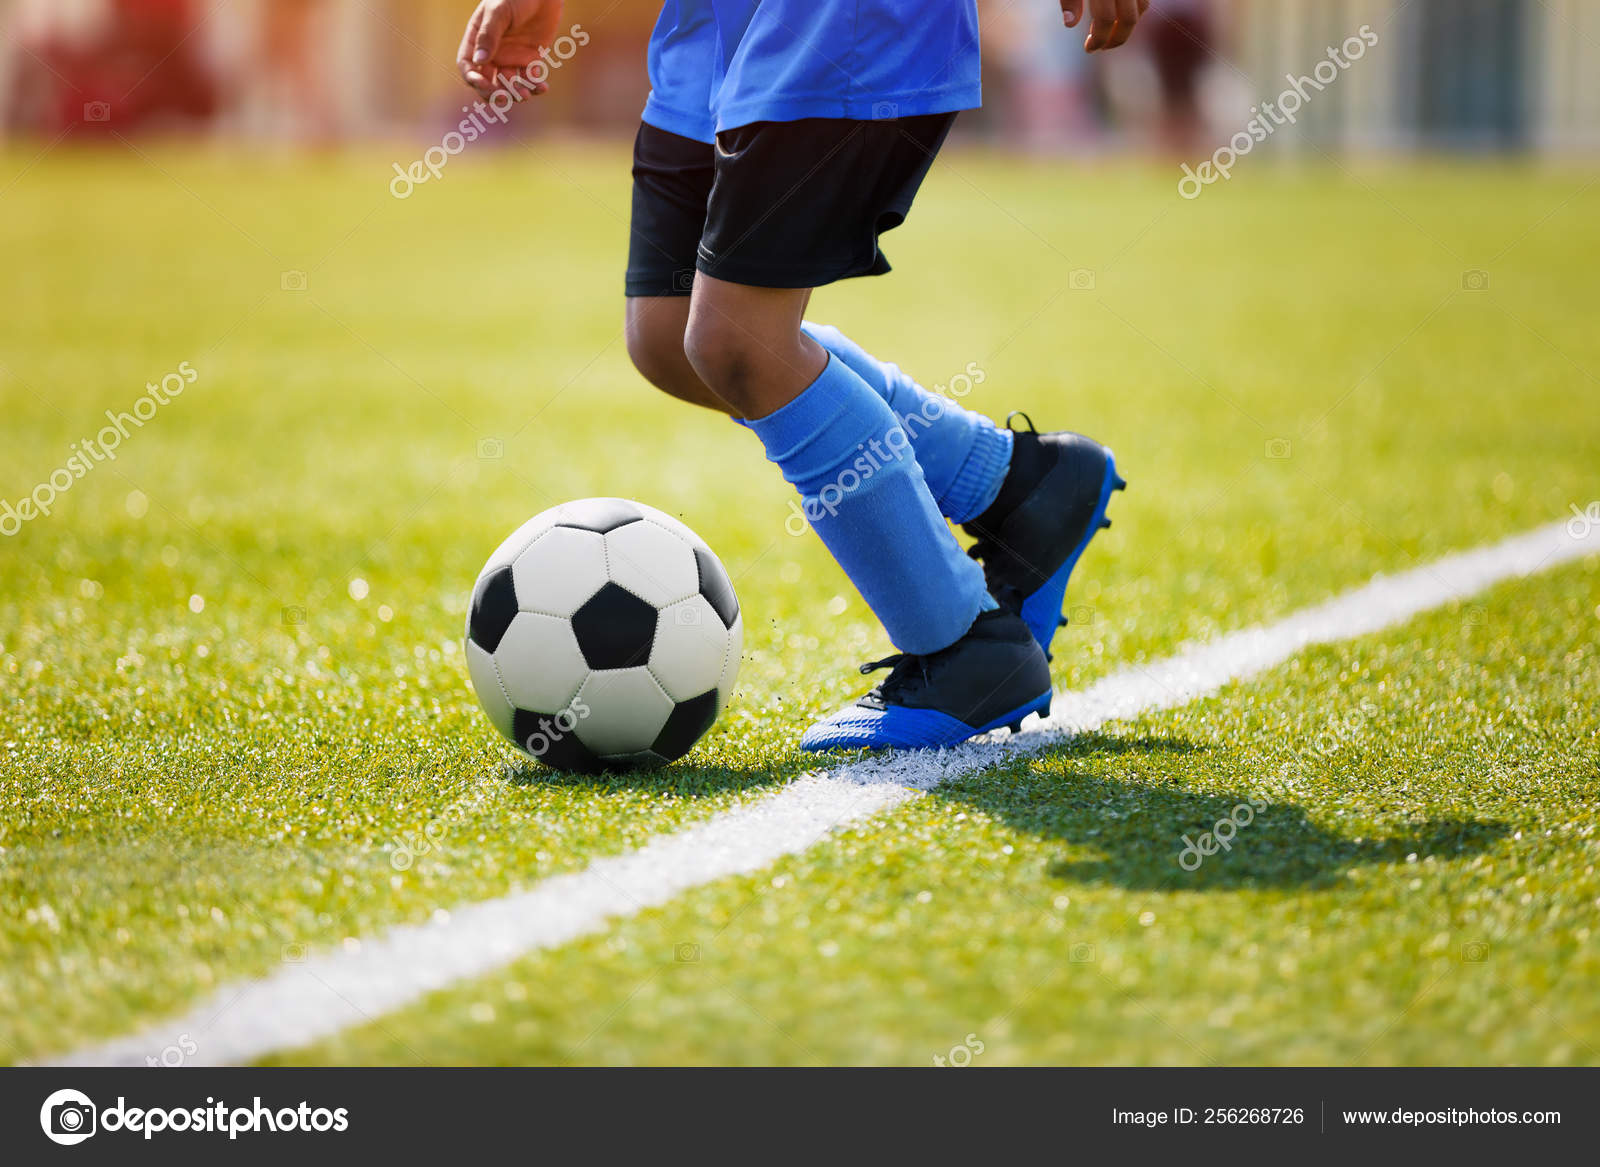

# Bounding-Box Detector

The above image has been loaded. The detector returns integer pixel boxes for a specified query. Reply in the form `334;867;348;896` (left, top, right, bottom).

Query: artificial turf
1;143;1596;1063
273;561;1600;1065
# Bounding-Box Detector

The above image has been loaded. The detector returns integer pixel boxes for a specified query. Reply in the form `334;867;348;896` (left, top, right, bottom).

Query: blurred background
3;0;1597;154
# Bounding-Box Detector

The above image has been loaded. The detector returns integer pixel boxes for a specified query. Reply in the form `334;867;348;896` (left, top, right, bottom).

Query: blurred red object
6;0;218;135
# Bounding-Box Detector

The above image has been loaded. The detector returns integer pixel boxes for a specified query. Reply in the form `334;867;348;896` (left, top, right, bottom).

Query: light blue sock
745;354;992;655
802;321;1013;524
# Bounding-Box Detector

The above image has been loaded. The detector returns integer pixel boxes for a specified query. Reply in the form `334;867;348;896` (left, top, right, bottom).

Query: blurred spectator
998;0;1105;152
255;0;338;144
1146;0;1214;153
0;0;1593;154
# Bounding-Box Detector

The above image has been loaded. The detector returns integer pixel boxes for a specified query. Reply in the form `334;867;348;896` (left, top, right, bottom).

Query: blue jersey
643;0;982;144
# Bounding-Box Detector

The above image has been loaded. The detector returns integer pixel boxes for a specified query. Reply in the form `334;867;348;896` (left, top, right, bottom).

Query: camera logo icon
871;101;900;120
672;268;696;293
1069;268;1096;291
280;270;308;292
40;1089;97;1146
1462;269;1489;292
1265;437;1293;460
83;102;111;123
674;942;700;963
476;437;504;461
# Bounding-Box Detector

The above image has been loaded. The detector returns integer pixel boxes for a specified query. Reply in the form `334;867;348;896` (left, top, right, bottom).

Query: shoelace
858;653;930;701
1004;410;1038;435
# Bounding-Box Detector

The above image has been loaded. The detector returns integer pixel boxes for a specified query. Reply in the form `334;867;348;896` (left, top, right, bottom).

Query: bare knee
686;316;827;418
624;300;689;391
682;313;761;408
683;278;823;417
624;298;729;411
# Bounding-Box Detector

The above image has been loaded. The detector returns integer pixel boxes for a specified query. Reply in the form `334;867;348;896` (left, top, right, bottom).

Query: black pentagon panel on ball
468;566;519;653
694;546;740;629
570;582;660;670
652;689;720;763
512;708;605;774
553;497;645;534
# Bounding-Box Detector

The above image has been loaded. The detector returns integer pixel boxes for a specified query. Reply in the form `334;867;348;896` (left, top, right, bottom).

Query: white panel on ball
649;594;729;702
511;527;609;618
632;505;705;549
479;510;561;575
573;667;675;755
464;638;516;739
495;612;589;713
604;520;700;607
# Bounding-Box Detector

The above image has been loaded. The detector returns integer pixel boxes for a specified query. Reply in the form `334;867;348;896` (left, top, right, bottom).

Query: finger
1103;0;1141;49
1060;0;1085;28
460;62;497;99
472;1;510;66
1084;0;1118;50
456;6;484;88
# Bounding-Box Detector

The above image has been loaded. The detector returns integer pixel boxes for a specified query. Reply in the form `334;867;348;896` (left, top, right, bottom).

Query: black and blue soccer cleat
961;414;1125;659
800;607;1053;752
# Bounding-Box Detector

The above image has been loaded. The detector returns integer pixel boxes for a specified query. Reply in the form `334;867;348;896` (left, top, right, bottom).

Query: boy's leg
625;296;725;411
623;123;1016;519
624;122;730;412
683;271;1053;748
622;118;1123;665
682;273;988;656
801;322;1012;524
629;289;1014;523
795;320;1126;660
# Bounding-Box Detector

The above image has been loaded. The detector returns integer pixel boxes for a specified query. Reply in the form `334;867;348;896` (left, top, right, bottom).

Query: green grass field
1;142;1597;1065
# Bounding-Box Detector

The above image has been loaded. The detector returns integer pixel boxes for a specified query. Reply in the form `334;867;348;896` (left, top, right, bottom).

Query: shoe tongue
963;607;1012;641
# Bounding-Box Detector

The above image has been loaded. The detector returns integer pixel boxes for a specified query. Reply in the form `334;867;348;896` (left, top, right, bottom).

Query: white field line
52;517;1599;1067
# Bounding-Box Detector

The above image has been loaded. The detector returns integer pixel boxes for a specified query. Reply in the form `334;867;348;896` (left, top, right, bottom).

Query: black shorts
625;113;957;297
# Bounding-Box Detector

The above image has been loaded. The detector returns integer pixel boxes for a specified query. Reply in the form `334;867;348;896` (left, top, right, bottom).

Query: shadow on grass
501;759;805;800
934;732;1510;891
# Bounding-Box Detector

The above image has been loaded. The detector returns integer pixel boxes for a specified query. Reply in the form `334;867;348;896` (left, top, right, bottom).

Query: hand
456;0;565;99
1061;0;1151;52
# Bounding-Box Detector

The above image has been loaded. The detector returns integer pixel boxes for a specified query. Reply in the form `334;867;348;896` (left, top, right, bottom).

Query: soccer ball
464;498;742;773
